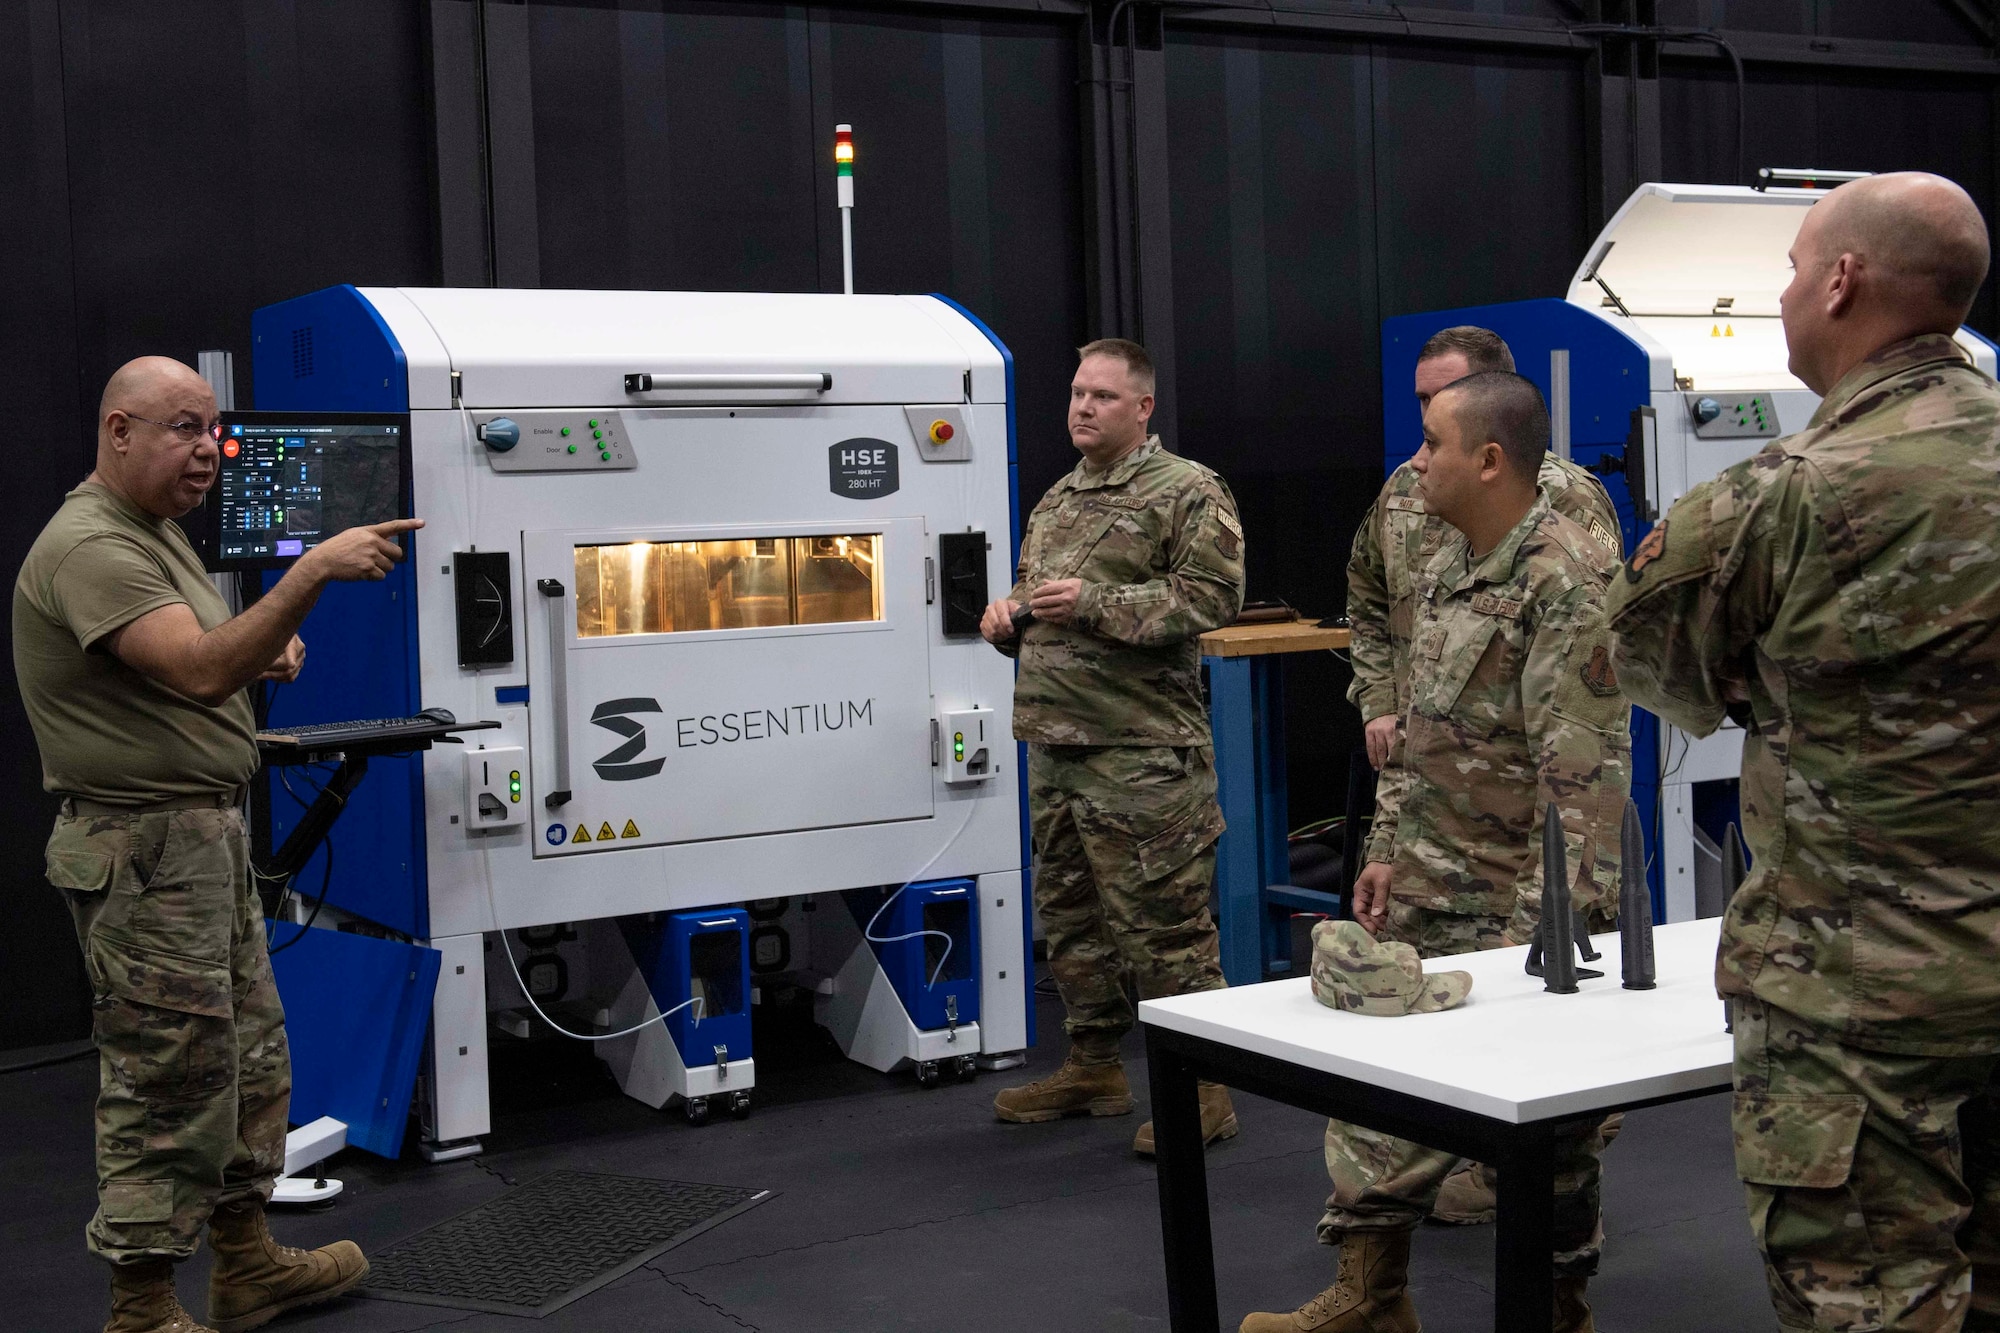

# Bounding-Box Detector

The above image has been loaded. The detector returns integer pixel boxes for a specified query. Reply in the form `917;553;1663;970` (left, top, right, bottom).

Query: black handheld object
1526;803;1602;992
1010;603;1037;635
1618;797;1657;990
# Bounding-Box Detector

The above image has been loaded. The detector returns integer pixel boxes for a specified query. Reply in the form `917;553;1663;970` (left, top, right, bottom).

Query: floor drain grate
359;1170;770;1317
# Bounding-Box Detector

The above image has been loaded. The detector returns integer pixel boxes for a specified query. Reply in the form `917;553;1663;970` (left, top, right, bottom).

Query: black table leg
1147;1031;1219;1332
1493;1122;1557;1331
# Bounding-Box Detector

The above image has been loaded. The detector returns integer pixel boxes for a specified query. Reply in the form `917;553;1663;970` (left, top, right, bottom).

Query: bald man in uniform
14;357;421;1333
1608;174;2000;1332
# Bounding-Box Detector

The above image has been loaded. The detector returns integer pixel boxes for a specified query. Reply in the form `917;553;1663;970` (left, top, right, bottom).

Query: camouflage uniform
12;481;285;1270
1606;334;2000;1332
1322;493;1631;1275
47;805;289;1263
1003;436;1245;1060
1348;456;1621;863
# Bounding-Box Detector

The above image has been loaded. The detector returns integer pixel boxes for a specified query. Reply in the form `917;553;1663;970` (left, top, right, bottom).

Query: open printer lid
1565;183;1816;320
343;287;1006;410
1560;183;1996;391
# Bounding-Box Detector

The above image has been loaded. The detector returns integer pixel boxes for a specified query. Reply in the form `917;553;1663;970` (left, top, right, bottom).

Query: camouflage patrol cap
1310;920;1473;1017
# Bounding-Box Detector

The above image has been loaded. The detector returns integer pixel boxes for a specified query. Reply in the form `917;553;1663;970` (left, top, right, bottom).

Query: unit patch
1626;518;1668;583
1582;645;1620;696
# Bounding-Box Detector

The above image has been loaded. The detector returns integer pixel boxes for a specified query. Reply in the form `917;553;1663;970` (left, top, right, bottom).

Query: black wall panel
57;1;439;413
0;0;90;1050
523;2;1086;508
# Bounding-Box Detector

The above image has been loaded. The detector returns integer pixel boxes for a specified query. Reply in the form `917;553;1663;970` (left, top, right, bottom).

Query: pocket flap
101;1179;176;1225
46;847;114;892
1136;800;1226;883
94;935;233;1020
1732;1092;1867;1189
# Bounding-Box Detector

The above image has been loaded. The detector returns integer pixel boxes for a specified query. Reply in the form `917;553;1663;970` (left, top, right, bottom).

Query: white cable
863;791;981;990
479;845;705;1042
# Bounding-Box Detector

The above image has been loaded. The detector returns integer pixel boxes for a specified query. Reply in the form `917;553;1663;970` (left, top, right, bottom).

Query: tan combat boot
205;1198;368;1333
993;1053;1135;1122
1132;1081;1239;1156
106;1260;216;1333
1427;1161;1496;1225
1553;1275;1594;1333
1237;1230;1420;1333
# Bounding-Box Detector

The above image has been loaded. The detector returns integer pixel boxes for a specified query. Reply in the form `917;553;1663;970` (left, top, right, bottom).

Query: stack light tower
836;124;855;295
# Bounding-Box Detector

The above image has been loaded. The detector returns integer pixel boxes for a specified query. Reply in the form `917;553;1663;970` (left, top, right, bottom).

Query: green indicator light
567;444;577;454
561;426;571;437
592;429;602;440
588;419;599;429
600;451;611;461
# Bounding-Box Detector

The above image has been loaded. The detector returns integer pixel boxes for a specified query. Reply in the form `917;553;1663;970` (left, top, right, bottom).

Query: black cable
1568;25;1747;188
268;836;334;959
0;1042;95;1076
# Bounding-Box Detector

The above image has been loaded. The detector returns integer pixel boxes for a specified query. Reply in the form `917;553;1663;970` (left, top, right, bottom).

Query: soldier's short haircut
1417;326;1516;375
1078;338;1157;394
1818;174;1992;318
1437;371;1547;482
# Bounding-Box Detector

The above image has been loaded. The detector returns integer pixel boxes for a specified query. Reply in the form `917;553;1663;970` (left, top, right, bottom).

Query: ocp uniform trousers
46;804;289;1264
1318;904;1609;1276
1733;997;2000;1333
1028;742;1228;1063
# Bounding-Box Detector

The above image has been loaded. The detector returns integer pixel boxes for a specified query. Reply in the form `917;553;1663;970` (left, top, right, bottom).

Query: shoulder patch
1383;495;1425;515
1625;519;1668;583
1581;644;1619;696
1588;517;1618;551
1216;506;1243;539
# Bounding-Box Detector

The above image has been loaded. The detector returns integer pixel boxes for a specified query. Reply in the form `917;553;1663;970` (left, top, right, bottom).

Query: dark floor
10;975;1776;1332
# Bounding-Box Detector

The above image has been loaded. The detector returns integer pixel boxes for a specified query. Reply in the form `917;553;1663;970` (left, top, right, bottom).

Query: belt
61;788;246;819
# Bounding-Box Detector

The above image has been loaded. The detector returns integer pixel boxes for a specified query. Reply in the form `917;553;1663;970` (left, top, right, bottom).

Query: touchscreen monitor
192;411;412;572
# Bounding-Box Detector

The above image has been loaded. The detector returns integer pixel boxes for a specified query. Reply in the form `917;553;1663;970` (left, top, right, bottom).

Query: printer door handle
536;578;572;809
624;373;832;394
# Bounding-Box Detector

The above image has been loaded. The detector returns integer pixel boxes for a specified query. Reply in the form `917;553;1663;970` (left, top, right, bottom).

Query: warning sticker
572;823;593;844
597;822;617;842
621;819;641;839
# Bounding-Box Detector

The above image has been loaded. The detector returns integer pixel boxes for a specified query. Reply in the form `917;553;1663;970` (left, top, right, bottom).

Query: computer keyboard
257;711;494;753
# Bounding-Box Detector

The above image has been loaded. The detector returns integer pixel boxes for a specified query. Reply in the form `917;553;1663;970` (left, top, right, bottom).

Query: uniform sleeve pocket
92;935;234;1020
1136;801;1226;882
1731;1092;1867;1188
46;847;114;893
101;1179;176;1225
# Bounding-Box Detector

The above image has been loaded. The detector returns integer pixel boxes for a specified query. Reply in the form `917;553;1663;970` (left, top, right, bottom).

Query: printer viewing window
573;534;883;638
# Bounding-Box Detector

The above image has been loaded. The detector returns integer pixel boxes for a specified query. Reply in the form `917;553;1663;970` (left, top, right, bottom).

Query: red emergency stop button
928;420;955;445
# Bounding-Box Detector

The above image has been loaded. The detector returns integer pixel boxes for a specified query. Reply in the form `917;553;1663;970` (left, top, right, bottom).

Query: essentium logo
591;698;666;781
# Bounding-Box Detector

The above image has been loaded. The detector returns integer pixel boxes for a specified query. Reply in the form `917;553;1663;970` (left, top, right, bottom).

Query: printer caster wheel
728;1090;752;1120
915;1060;942;1089
954;1055;978;1082
684;1096;712;1127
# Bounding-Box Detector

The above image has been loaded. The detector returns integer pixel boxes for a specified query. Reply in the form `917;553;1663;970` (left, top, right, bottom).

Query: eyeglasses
123;413;225;444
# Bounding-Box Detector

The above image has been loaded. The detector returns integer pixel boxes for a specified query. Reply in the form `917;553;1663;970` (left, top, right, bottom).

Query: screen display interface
214;419;404;563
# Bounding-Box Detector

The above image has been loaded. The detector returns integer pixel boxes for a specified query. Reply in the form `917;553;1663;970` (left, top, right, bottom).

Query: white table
1138;918;1733;1332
